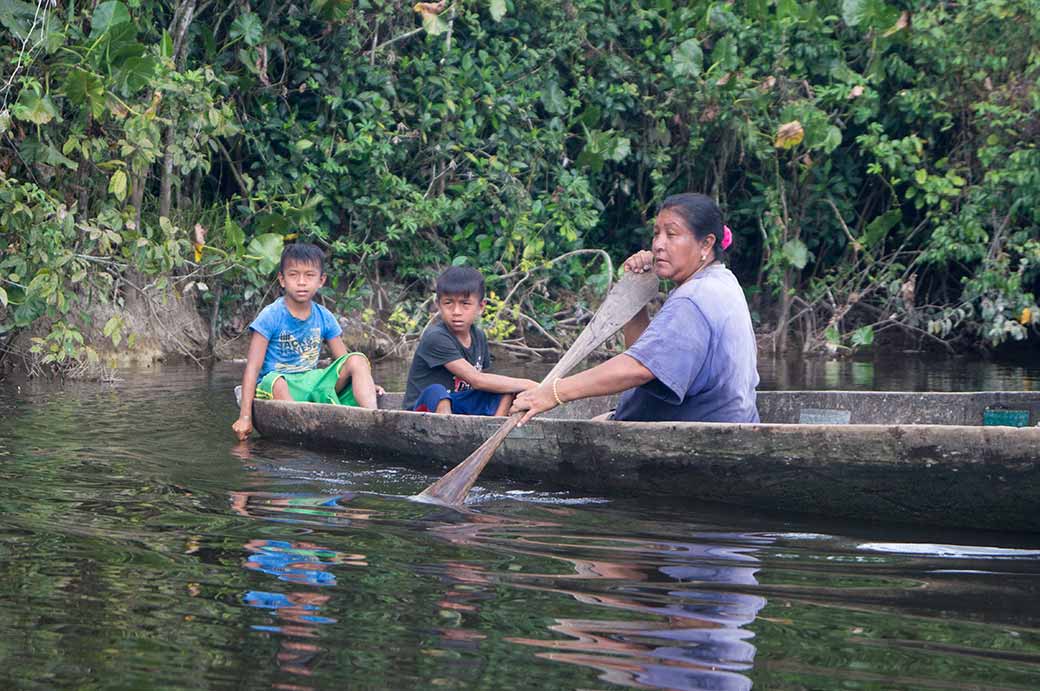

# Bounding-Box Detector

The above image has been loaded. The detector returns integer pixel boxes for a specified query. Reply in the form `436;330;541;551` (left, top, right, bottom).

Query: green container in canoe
983;408;1030;427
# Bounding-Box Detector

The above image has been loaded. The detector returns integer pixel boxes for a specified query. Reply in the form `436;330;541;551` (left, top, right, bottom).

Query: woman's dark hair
659;193;726;261
436;266;485;300
279;242;326;274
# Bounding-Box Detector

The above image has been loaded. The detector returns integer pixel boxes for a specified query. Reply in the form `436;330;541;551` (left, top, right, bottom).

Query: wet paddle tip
409;491;460;507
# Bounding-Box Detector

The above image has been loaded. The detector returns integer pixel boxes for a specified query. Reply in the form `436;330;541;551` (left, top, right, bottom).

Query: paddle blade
416;413;522;505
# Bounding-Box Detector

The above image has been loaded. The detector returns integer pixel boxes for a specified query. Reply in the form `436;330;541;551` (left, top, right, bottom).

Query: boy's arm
233;332;269;441
326;336;348;360
444;358;537;394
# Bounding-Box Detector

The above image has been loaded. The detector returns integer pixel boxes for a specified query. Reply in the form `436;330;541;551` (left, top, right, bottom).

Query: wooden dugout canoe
250;390;1040;532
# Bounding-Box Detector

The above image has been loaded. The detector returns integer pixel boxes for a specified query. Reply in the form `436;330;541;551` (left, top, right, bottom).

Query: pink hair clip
721;225;733;250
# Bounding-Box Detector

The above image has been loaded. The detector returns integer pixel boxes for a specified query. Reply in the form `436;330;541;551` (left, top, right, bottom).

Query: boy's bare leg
272;378;293;400
494;393;515;417
434;399;452;414
337;354;378;408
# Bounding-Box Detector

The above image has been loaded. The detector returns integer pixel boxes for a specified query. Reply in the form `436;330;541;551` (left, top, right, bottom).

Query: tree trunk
159;0;198;219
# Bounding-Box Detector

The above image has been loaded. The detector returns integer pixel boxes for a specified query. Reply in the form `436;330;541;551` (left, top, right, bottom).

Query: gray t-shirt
402;320;492;410
614;264;759;423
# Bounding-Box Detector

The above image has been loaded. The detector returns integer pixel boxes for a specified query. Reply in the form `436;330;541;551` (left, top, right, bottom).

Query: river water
0;355;1039;689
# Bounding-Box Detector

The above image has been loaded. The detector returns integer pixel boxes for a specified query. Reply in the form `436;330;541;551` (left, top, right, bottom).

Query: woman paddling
511;193;759;424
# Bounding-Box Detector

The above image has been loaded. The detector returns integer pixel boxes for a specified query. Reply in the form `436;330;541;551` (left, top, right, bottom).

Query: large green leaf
670;39;702;79
115;56;158;93
489;0;507;22
777;0;799;22
0;0;39;39
230;12;263;47
159;30;174;59
421;12;449;36
576;148;604;173
20;139;78;170
103;23;143;63
247;233;285;276
782;238;810;270
13;296;44;327
90;1;131;38
607;135;631;162
223;216;246;251
842;0;898;29
850;325;875;347
0;2;62;50
311;0;353;21
821;125;843;154
65;69;106;118
540;82;567;115
842;0;867;26
109;170;128;202
11;89;59;125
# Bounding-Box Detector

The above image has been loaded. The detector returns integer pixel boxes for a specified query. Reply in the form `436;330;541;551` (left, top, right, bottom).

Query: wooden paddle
416;270;660;505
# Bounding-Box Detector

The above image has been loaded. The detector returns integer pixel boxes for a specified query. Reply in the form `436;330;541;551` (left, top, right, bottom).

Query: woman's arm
444;358;538;393
511;353;653;425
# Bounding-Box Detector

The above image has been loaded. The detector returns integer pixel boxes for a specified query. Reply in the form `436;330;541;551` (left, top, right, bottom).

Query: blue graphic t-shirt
249;297;343;381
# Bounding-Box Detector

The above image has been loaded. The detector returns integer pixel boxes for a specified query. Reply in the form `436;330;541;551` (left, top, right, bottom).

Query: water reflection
232;481;370;688
228;466;768;691
758;353;1040;391
423;513;768;690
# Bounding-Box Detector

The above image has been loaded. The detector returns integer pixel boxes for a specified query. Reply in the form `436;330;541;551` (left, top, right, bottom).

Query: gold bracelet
552;378;565;406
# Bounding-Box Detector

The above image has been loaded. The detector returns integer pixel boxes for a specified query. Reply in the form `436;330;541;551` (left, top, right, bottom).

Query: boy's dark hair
279;243;326;274
436;266;485;300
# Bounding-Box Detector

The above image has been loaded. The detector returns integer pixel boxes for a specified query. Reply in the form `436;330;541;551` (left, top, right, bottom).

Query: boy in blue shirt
233;243;381;440
403;266;536;415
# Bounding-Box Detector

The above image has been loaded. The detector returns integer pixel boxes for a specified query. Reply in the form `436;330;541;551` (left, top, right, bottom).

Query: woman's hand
232;415;253;441
623;250;654;274
517;378;539;392
375;385;386;396
510;383;558;426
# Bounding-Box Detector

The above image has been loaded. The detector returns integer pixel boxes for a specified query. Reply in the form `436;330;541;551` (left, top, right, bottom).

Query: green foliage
2;0;1039;373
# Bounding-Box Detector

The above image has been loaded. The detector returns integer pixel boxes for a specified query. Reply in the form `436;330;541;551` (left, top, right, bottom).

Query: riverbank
2;278;1036;382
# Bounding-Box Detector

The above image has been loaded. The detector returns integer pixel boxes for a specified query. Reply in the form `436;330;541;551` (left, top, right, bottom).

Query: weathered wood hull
252;391;1040;532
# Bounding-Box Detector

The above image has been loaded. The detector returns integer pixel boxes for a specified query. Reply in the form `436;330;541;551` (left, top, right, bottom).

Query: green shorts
256;353;365;406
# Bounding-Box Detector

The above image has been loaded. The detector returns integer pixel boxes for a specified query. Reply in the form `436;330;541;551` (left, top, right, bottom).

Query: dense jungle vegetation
0;0;1038;374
